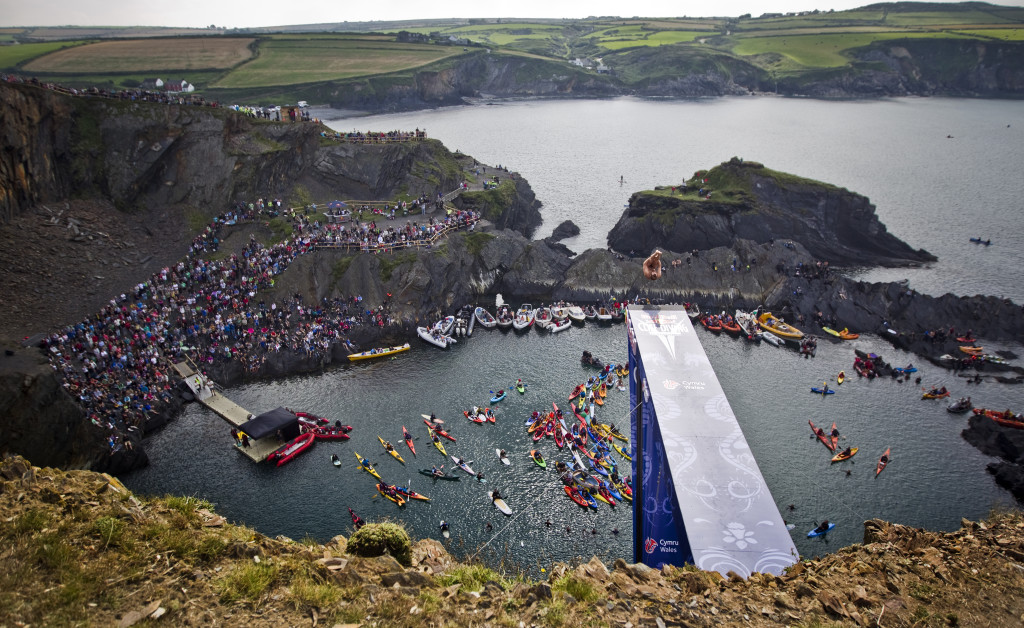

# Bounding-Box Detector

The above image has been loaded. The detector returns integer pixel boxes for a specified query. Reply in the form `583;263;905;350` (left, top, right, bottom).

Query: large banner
628;305;798;577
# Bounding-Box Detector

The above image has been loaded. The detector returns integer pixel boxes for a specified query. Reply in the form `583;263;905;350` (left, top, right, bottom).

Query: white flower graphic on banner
722;522;758;550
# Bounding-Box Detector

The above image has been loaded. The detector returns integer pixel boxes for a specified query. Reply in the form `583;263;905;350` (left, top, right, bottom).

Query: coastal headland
1;79;1022;482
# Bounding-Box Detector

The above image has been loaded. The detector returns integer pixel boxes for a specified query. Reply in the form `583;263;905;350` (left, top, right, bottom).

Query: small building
140;78;164;90
164;80;195;94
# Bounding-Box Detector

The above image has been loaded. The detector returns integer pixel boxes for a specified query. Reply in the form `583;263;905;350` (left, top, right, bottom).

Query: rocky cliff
2;455;1023;627
0;81;500;226
607;158;936;267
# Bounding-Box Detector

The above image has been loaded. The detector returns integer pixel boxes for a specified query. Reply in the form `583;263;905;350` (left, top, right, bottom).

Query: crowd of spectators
39;186;477;454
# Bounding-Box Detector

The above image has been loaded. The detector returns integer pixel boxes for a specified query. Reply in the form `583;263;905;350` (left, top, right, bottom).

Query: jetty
173;360;280;462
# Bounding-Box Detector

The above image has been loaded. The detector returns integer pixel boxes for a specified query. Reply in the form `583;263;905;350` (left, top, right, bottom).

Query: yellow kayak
612;442;632;461
354;451;381;480
378;435;405;464
429;428;447;456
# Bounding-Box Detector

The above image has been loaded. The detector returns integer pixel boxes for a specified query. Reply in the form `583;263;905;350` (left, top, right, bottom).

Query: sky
4;0;1022;29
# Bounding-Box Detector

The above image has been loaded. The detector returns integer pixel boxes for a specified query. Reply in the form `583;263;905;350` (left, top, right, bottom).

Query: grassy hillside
2;2;1022;98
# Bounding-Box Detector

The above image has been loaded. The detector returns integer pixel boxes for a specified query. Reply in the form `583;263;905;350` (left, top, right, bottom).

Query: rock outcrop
607;158;935;267
0;81;519;233
961;413;1024;500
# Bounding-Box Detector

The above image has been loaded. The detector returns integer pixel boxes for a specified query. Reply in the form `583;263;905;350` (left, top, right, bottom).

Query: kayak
331;454;342;467
830;422;839;452
418;468;460;481
464;409;486;424
376;482;406;506
922;390;950;400
440;521;451;539
837;371;845;385
894;365;918;374
451;455;475;476
808;420;835;452
807;522;835;537
490;491;513;516
354;451;381;480
490;390;507;403
496;449;511;465
612;442;632;461
430;432;447;456
402;426;416;456
529;449;547;468
516;380;527;394
395;486;431;502
875;448;891;477
423;420;456;442
378;435;406;464
831;447;858;463
564;485;588;507
810;387;835;395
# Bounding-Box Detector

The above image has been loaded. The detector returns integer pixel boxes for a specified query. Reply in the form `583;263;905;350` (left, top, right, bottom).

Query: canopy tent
238;407;298;440
327;200;348;209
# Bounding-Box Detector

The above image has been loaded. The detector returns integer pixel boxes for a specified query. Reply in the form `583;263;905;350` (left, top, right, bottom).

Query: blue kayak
810;387;835;395
807;522;835;537
490;390;507;403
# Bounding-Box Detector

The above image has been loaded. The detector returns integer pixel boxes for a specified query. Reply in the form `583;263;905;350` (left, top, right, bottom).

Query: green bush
346;522;412;566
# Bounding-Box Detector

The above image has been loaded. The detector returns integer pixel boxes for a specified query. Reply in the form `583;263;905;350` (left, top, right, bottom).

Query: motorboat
417;326;456;349
512;304;535;331
474;306;497;329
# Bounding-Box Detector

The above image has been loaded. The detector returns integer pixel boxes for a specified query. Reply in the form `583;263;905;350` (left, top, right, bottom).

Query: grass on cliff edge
642;157;840;205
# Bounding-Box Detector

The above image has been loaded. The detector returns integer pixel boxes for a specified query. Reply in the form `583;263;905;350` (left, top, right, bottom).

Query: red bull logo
644;537;658;554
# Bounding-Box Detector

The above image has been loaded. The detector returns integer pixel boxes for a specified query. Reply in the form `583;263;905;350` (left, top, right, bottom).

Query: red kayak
830;422;839;452
423;419;456;442
875;448;891;477
464;410;486;424
564;485;588;507
569;384;585;401
266;432;315;467
402;426;416;456
808;420;835;452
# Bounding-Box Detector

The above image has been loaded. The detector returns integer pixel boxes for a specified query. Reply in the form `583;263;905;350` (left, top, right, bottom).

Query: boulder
550;220;580;241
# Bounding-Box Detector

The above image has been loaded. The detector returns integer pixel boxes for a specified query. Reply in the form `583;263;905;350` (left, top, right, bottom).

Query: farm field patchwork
730;31;978;67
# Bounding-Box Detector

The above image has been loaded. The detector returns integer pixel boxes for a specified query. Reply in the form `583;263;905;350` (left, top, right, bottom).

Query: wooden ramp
173;361;280;463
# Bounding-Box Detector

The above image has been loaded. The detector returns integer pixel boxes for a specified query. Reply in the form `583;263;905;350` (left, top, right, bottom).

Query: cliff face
607;159;935;267
0;81;486;226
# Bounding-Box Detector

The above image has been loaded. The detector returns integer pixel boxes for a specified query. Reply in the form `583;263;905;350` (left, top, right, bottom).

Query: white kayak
451;455;475;475
496;448;511;465
490;491;512;515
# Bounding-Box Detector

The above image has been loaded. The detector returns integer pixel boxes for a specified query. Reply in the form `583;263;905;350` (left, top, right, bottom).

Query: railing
313;219;477;253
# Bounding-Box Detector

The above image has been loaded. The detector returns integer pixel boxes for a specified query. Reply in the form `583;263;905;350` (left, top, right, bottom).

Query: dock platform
173;361;280;462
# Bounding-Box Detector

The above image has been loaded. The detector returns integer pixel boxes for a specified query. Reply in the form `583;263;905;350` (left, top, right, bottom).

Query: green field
0;41;90;70
212;38;465;88
598;30;708;50
951;28;1024;40
730;31;976;67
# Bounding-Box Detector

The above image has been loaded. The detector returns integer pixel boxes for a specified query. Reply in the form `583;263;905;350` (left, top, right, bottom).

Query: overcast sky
5;0;1022;29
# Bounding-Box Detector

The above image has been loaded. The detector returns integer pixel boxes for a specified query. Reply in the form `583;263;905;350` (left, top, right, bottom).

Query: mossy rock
347;522;412;566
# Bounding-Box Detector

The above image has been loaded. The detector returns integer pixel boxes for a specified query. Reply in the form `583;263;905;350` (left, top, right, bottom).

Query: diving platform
173;361;280;462
626;305;798;578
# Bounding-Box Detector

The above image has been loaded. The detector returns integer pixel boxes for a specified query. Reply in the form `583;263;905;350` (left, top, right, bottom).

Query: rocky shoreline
0;80;1021;488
